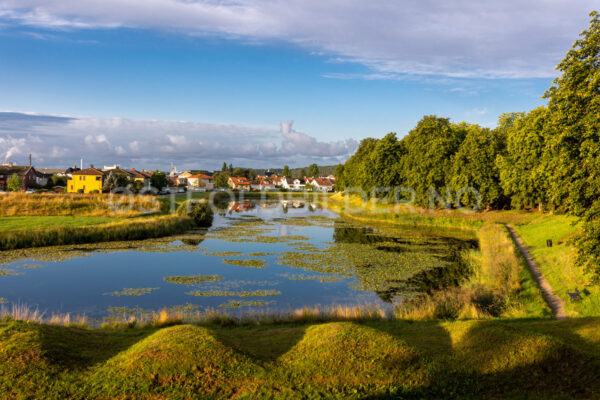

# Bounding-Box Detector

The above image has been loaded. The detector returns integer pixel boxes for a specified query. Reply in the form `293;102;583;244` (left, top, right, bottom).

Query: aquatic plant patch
222;259;267;268
104;287;159;296
203;251;244;257
186;289;281;297
0;269;21;276
218;300;276;308
164;275;224;285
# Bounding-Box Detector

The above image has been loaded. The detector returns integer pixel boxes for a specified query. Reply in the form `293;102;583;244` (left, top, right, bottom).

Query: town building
67;168;105;193
0;164;38;191
227;176;251;190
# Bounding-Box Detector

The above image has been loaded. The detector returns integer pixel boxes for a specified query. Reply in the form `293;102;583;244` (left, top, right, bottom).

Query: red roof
230;177;251;185
189;174;213;180
72;168;104;176
313;178;333;186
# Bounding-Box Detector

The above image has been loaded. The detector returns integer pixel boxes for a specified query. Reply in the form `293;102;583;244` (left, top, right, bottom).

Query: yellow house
67;168;105;193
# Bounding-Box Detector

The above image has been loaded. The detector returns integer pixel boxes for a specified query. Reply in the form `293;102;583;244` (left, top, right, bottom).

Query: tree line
335;12;600;276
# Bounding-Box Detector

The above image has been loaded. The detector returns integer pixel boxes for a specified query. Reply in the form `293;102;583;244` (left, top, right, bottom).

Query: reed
0;215;195;250
1;303;391;328
0;192;161;217
395;223;550;321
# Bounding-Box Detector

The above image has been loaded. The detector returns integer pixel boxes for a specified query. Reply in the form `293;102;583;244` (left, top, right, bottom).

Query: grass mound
277;322;427;396
90;325;261;397
0;319;600;398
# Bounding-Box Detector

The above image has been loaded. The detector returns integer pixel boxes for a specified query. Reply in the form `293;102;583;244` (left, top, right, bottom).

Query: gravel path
506;224;567;320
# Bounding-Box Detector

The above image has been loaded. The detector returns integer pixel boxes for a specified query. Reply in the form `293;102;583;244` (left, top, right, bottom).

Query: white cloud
280;121;357;157
0;111;357;169
0;0;595;78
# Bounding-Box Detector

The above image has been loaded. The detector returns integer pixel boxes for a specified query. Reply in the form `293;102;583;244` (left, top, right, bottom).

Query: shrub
177;200;214;227
471;289;506;317
433;292;462;320
90;189;100;194
77;189;84;193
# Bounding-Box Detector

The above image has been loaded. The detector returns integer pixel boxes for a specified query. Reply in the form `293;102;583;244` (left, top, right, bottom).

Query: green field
0;216;118;232
0;318;598;399
514;215;600;317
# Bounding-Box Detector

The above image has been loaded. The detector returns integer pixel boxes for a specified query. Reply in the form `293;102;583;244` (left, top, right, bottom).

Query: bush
176;200;214;227
471;289;506;317
77;189;84;193
90;190;100;194
433;293;462;320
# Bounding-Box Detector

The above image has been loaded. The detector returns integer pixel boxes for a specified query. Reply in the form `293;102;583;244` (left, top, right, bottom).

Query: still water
0;201;477;319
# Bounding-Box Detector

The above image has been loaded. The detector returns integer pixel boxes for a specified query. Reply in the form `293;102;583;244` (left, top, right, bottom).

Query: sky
0;1;596;170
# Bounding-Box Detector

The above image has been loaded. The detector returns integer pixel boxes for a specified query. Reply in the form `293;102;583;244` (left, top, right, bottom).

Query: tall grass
0;215;196;250
1;303;391;329
395;223;551;321
0;193;161;217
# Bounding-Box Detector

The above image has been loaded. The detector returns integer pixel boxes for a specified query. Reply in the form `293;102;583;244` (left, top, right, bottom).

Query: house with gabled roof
228;176;251;190
188;174;214;190
309;177;334;192
0;164;37;191
67;167;105;193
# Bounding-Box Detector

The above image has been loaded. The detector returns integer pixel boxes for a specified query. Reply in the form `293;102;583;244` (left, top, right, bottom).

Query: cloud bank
0;0;595;78
0;112;357;170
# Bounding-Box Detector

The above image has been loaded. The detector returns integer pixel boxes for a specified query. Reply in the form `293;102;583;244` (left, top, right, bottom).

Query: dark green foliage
213;171;229;188
102;171;130;193
232;167;256;180
450;124;507;209
150;171;169;191
282;165;291;178
544;11;600;216
333;164;344;191
496;107;551;210
176;200;214;227
402;116;466;206
307;163;319;177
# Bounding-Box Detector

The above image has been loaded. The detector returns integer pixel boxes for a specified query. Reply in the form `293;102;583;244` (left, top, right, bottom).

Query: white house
188;174;214;190
292;178;305;191
310;177;334;192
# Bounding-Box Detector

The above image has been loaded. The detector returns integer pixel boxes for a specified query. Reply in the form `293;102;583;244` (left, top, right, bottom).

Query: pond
0;200;478;320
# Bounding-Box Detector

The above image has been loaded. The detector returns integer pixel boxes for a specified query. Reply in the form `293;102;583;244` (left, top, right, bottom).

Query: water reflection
0;200;478;318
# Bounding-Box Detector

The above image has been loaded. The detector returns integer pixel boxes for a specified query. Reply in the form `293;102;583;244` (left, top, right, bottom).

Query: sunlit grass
514;215;600;316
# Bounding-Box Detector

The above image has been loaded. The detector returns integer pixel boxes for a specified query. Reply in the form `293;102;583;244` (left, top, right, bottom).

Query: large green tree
338;138;378;192
364;132;406;197
150;171;169;191
307;163;320;178
401;116;466;206
450;124;506;209
213;171;230;188
496;107;551;210
543;11;600;216
281;165;291;178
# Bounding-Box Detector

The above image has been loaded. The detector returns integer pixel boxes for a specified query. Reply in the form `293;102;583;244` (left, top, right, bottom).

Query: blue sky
0;1;595;170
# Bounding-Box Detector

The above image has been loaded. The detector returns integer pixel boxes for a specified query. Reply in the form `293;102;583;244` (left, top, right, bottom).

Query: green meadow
0;318;599;399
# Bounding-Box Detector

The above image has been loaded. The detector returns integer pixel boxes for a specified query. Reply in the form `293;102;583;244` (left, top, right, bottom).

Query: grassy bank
0;193;161;217
0;317;598;399
327;194;554;320
513;215;600;316
0;216;118;231
396;222;550;320
0;216;196;251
